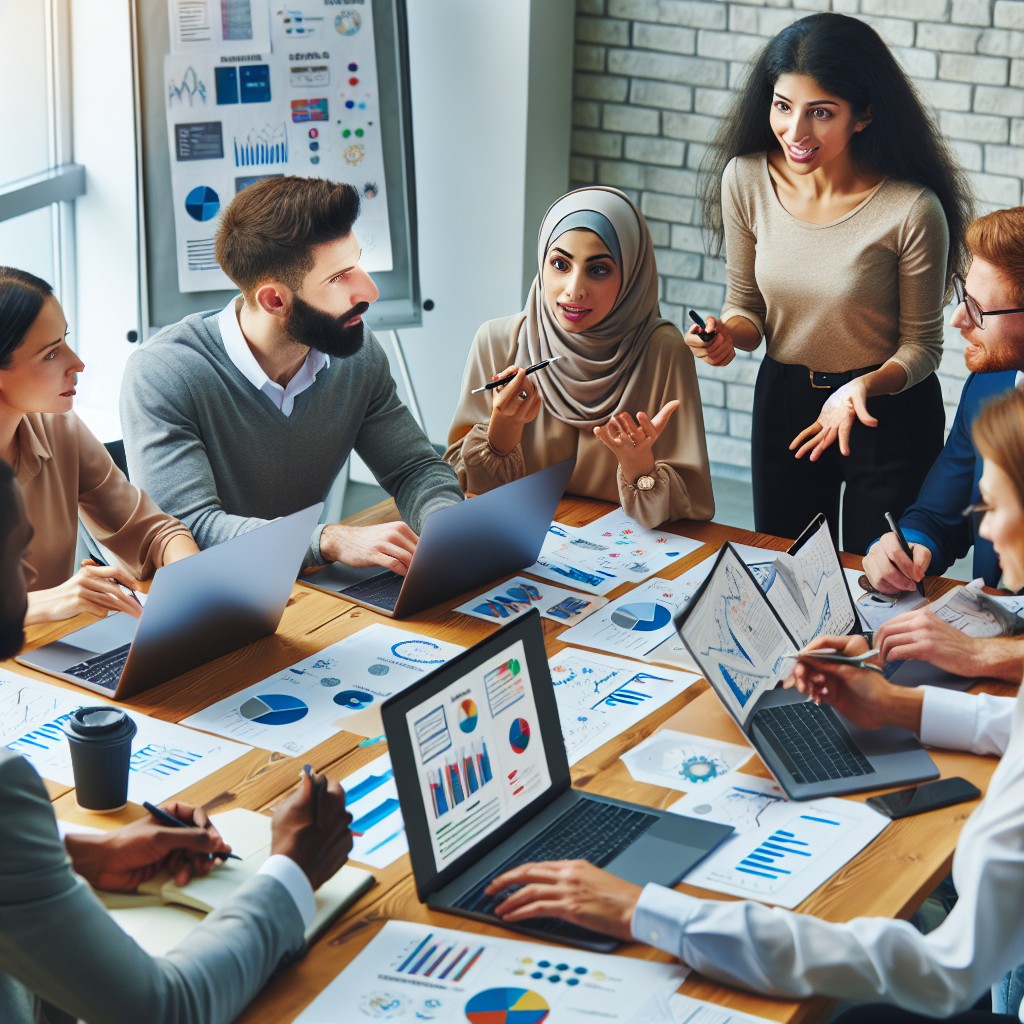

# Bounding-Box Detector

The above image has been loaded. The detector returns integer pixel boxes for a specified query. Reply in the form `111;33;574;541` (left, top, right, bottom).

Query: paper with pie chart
549;648;700;765
620;729;752;792
182;624;463;754
525;511;702;595
454;575;607;625
293;919;687;1023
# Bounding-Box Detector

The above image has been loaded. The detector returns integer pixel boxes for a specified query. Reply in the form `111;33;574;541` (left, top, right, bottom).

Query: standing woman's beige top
446;187;714;529
14;411;192;589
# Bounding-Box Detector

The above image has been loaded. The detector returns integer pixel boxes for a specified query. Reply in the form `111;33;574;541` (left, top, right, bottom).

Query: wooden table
15;498;1010;1024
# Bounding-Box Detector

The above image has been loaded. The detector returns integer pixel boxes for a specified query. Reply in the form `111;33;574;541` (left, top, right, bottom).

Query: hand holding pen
143;801;241;861
470;355;562;394
683;309;735;367
885;512;927;597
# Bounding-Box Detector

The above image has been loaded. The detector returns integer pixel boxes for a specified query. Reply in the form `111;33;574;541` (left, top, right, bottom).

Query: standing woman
447;186;714;529
692;12;972;554
0;267;198;623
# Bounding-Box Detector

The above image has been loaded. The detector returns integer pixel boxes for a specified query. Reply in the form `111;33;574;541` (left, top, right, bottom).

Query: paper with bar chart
0;670;249;803
455;575;607;625
293;919;687;1023
525;512;702;595
339;753;407;869
548;648;699;765
182;625;463;754
669;775;888;907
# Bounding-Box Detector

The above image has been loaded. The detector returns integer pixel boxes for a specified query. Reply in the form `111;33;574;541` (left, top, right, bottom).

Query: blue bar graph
346;768;394;804
735;814;840;883
351;797;401;836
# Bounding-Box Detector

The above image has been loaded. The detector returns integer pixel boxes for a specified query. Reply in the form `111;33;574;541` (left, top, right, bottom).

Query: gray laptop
674;543;938;800
382;610;733;952
305;458;575;618
18;503;323;700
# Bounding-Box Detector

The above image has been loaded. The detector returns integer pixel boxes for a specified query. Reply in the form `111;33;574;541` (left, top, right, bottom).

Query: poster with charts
525;511;702;595
670;775;888;908
164;0;392;292
0;670;249;804
293;919;687;1023
454;575;607;626
341;753;408;869
620;729;752;792
549;648;700;765
182;625;463;754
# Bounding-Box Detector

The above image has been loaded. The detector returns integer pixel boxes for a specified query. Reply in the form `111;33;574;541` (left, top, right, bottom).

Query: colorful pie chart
333;689;374;710
184;185;220;221
464;987;549;1024
509;718;531;754
458;698;478;733
610;602;671;632
238;693;308;725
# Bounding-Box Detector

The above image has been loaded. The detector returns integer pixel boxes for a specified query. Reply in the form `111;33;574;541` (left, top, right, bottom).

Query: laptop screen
399;627;555;873
675;544;798;729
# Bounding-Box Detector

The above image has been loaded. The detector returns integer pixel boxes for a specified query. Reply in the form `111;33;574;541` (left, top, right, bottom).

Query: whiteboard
133;0;419;332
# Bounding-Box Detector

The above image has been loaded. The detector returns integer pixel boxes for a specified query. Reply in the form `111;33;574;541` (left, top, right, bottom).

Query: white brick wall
570;0;1024;477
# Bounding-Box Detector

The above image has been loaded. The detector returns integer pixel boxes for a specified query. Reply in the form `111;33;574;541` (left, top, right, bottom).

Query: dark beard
285;294;365;358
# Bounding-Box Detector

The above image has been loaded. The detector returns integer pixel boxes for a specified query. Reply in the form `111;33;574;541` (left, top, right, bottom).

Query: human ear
854;104;873;132
254;282;288;316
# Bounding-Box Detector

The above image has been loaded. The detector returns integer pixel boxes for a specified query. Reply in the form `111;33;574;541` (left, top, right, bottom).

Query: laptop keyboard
64;643;132;690
338;571;403;611
454;799;658;932
753;702;874;784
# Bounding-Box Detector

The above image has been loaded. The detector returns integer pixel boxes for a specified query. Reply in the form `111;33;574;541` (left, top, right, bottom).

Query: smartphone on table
866;776;981;819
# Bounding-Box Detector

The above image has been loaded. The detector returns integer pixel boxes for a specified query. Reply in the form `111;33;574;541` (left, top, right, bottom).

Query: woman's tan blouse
14;411;192;590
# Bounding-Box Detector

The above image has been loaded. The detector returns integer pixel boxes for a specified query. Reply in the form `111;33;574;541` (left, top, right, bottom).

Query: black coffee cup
63;707;137;812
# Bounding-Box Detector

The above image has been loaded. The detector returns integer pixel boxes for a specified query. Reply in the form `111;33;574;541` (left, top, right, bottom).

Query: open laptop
305;458;575;618
674;543;938;800
382;610;733;952
18;503;323;700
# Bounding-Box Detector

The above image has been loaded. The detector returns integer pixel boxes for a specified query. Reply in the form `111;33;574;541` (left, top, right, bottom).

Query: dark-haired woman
0;267;198;623
690;12;973;554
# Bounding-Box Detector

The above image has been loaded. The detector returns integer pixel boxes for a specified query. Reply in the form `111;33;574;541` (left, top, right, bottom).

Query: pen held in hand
303;763;324;827
142;800;242;860
885;511;926;598
470;355;563;394
687;309;717;344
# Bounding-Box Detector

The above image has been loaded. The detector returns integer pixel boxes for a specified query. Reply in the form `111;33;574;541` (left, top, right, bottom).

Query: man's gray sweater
120;309;463;564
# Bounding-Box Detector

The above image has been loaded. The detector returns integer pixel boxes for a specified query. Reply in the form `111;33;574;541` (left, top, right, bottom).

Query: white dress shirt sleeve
257;855;316;931
919;686;1014;757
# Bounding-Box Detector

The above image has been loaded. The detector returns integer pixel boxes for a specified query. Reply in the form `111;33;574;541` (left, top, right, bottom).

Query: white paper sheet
525;511;703;595
182;624;463;754
549;648;700;765
454;575;607;626
621;729;752;791
670;776;888;908
294;919;688;1024
664;993;783;1024
341;753;408;869
0;670;250;803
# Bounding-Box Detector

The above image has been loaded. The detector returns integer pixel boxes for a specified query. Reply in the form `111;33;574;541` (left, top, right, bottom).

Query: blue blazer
899;369;1017;587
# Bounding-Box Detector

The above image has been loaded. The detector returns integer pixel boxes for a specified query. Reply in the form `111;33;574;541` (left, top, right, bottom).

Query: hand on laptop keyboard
319;522;419;576
482;860;641;942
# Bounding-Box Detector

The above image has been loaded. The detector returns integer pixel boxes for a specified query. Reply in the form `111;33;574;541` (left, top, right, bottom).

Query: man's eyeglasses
962;500;993;528
952;274;1024;330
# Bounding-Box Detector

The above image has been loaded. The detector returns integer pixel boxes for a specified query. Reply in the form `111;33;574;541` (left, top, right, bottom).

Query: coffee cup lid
66;706;132;736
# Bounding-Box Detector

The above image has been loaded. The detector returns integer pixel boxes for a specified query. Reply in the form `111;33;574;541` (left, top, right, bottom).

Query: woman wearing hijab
446;186;714;530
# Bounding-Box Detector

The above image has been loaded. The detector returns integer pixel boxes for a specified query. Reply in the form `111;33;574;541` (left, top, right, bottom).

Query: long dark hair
0;267;53;369
699;12;973;282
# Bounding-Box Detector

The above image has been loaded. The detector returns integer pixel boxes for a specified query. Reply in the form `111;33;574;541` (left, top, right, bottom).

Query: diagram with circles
182;624;463;754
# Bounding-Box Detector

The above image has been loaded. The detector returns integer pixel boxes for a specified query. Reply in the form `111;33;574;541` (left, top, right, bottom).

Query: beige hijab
516;186;671;429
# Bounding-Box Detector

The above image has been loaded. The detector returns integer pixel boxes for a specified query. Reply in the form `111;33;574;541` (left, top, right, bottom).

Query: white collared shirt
631;684;1024;1018
218;297;329;416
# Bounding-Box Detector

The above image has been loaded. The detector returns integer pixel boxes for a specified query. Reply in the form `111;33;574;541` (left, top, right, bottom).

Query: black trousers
751;356;945;555
834;1006;1010;1024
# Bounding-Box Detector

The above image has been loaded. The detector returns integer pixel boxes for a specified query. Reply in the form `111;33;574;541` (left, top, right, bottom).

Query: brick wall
570;0;1024;479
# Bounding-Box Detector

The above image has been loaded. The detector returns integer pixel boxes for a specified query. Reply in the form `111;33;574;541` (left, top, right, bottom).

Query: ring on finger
517;390;529;400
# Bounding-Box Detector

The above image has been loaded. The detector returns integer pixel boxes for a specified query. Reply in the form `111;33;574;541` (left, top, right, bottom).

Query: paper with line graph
669;774;887;907
548;648;699;764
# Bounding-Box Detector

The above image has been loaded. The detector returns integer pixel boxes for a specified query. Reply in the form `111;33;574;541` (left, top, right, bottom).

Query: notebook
18;503;322;699
305;458;575;618
98;808;375;954
382;610;733;952
674;543;938;800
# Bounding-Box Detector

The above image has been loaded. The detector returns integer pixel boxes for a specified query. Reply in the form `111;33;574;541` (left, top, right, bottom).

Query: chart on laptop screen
680;548;794;728
406;639;552;870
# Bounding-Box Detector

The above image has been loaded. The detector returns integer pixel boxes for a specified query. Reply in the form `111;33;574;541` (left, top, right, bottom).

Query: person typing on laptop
0;460;356;1024
484;388;1024;1024
0;268;200;625
120;177;463;578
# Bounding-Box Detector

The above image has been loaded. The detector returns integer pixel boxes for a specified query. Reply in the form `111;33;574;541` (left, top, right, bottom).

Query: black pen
303;763;323;827
885;512;926;597
86;556;143;609
470;355;563;394
688;309;717;343
142;800;242;860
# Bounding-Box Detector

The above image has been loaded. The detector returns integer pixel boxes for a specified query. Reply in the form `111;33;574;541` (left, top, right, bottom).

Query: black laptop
382;610;733;952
